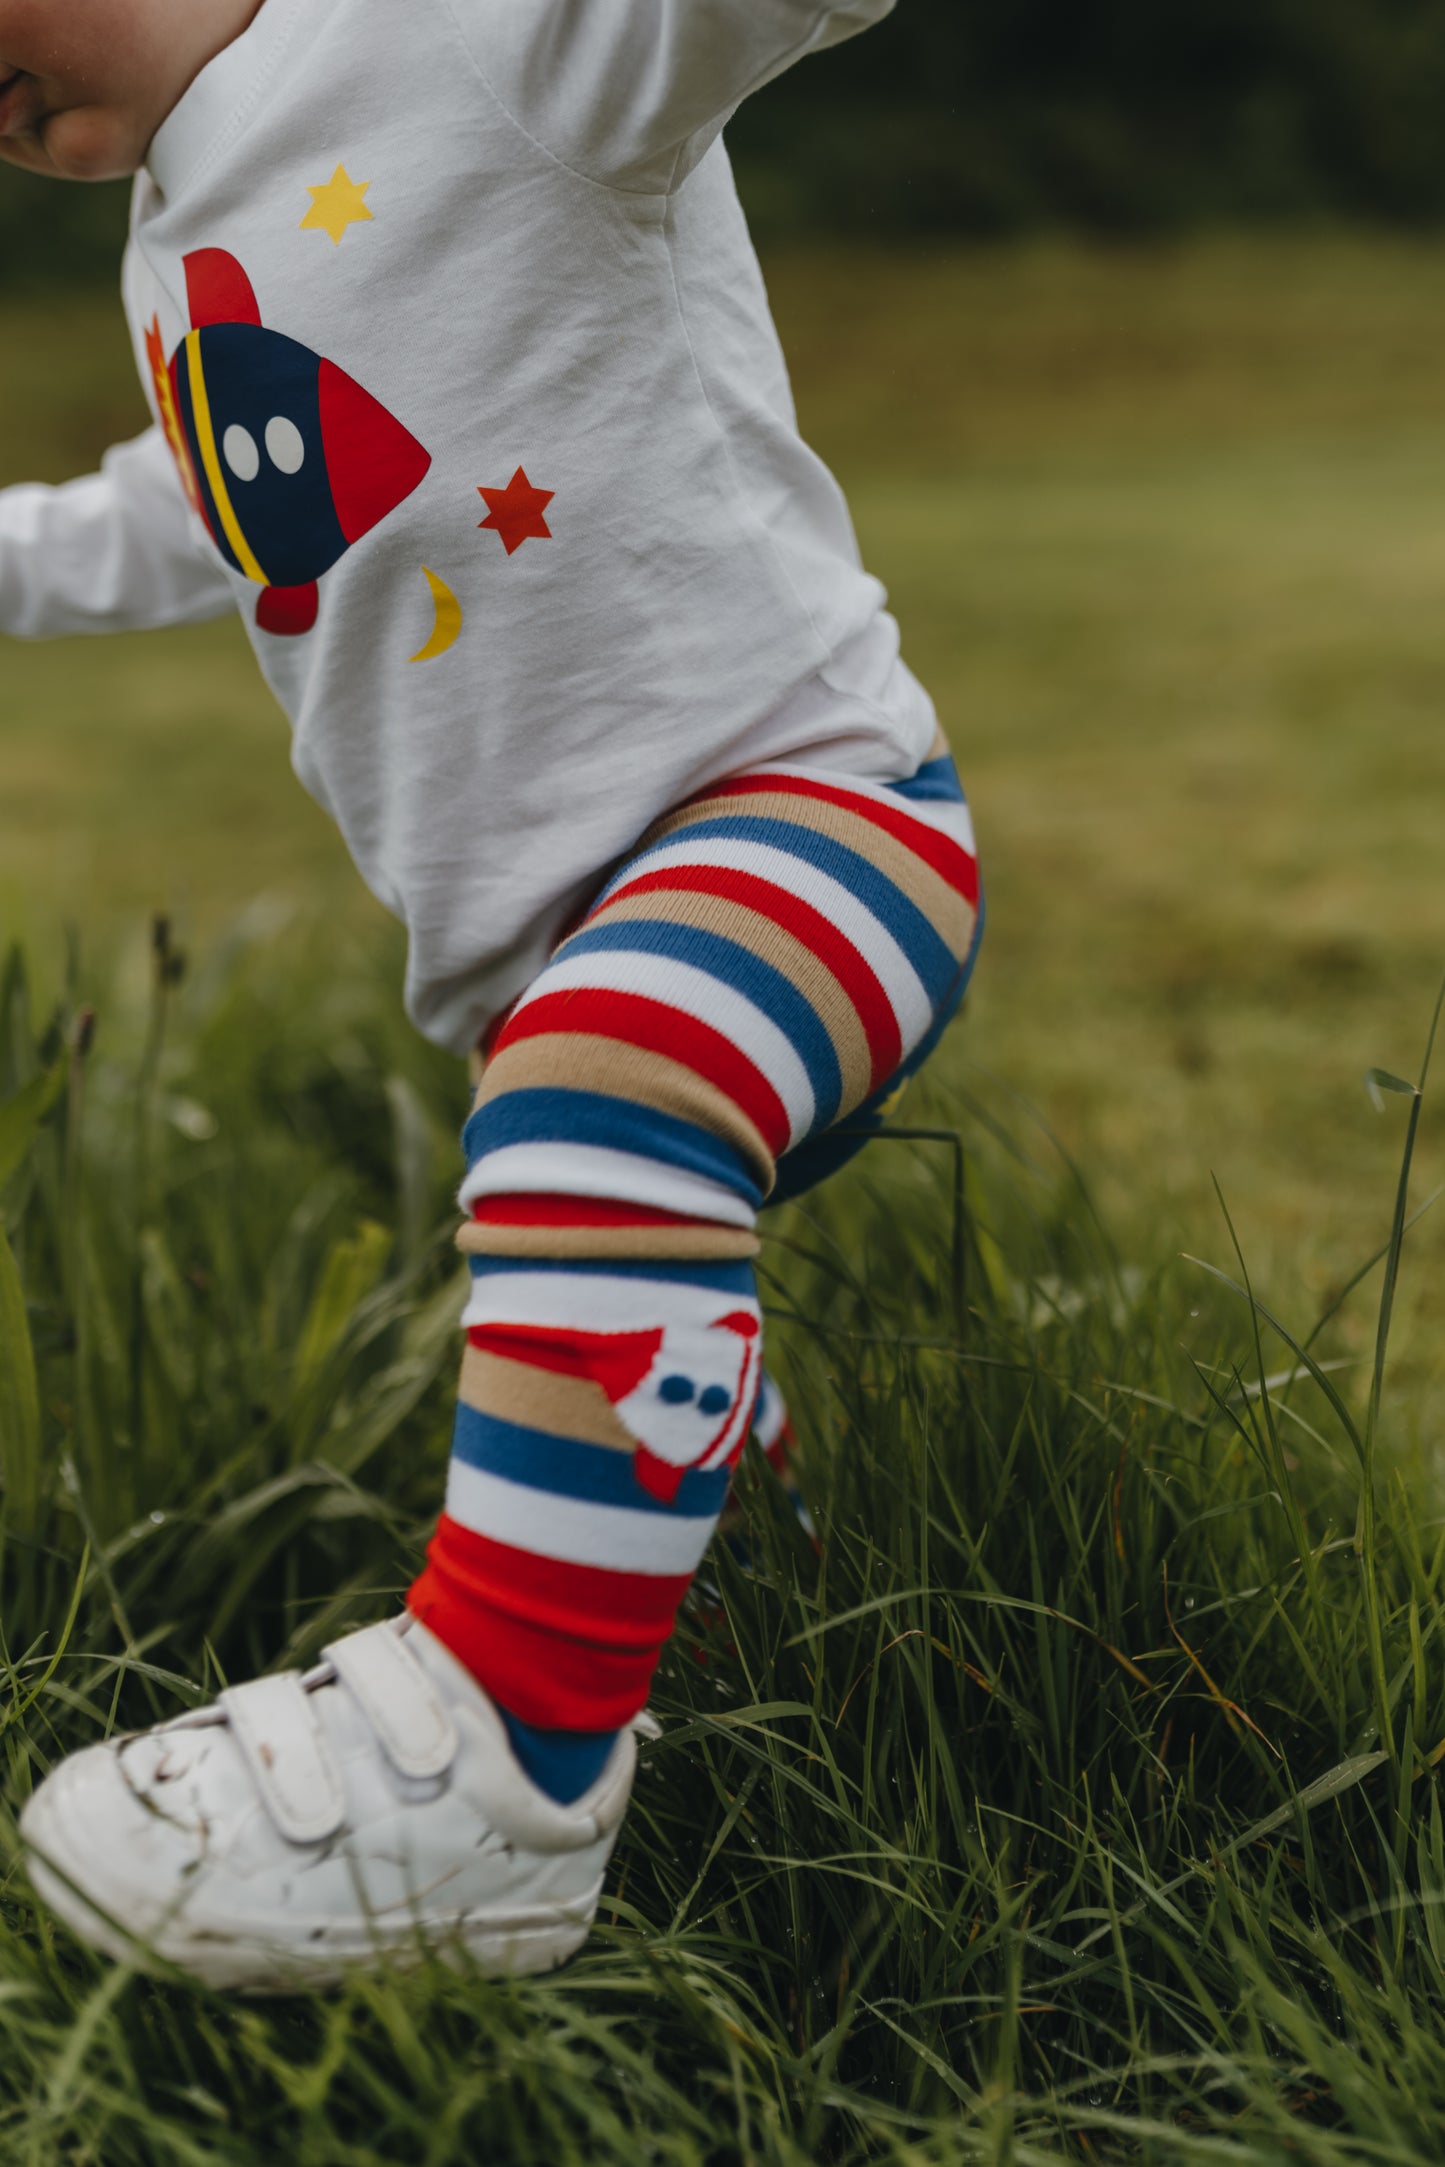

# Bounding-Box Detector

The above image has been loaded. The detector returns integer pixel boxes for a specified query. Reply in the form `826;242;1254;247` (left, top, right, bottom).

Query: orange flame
146;316;203;518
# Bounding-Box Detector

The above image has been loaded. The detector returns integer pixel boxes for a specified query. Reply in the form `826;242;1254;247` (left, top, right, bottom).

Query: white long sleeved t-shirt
0;0;939;1051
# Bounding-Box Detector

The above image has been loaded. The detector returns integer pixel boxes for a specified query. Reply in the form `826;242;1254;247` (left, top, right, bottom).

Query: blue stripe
889;755;966;806
613;815;960;1004
765;876;987;1211
464;1087;763;1206
557;920;843;1128
468;1252;759;1297
452;1401;730;1520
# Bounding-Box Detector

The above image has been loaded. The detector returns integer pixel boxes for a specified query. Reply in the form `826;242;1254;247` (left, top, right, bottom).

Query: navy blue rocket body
173;323;349;592
149;248;431;637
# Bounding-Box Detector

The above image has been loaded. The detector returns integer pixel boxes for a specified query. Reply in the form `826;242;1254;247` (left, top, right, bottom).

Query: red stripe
473;1193;701;1231
494;988;790;1159
693;772;979;905
590;863;902;1089
410;1518;685;1729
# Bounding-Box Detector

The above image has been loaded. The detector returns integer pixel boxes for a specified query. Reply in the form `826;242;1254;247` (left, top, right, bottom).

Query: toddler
1;0;981;1991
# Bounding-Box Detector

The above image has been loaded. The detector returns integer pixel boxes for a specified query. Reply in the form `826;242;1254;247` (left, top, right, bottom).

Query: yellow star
300;165;374;246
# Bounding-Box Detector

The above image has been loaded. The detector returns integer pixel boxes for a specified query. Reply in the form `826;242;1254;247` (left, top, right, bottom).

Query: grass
5;233;1445;2156
3;913;1445;2161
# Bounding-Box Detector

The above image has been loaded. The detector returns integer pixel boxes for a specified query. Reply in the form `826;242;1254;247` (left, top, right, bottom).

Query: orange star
479;467;554;556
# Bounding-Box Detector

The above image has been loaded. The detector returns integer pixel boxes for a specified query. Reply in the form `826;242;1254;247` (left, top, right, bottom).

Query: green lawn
6;240;1445;2161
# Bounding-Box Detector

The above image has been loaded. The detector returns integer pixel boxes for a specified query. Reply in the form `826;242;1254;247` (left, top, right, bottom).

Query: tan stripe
642;788;977;964
475;1033;776;1193
587;888;876;1118
457;1343;636;1454
458;1219;759;1262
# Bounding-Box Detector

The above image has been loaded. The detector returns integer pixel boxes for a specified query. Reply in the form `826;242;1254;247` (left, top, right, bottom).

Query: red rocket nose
317;359;432;546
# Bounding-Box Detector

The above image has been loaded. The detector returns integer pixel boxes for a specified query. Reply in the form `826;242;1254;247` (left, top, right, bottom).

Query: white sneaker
20;1616;640;1993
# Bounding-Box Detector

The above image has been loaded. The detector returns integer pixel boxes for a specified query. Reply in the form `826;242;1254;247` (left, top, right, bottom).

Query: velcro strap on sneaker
219;1673;346;1846
323;1622;458;1782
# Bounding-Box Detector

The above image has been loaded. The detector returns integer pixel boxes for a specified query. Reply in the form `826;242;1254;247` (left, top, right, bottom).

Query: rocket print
465;1308;763;1506
148;249;431;636
610;1313;763;1502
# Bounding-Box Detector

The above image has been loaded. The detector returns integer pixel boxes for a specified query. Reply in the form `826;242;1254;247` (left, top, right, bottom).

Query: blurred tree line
733;0;1445;236
5;0;1445;287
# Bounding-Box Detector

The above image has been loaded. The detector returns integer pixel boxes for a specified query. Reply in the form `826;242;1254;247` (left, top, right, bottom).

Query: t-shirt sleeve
0;427;238;640
447;0;897;193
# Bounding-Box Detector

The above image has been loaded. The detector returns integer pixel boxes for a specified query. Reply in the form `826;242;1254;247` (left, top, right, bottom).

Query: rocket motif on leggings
476;1310;763;1504
147;248;431;637
611;1312;763;1502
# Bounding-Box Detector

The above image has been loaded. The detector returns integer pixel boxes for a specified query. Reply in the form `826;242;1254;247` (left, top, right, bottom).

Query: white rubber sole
27;1846;602;1994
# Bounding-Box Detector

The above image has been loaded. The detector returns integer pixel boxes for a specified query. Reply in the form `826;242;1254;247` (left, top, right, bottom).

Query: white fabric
454;0;899;192
459;1142;756;1227
0;430;235;638
445;1461;718;1576
461;1266;757;1336
0;0;934;1052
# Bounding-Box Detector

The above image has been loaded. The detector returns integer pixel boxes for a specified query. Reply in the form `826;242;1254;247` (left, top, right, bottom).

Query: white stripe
756;760;977;858
459;1143;755;1228
600;838;933;1047
508;950;815;1146
445;1461;717;1576
752;1374;788;1453
463;1269;759;1336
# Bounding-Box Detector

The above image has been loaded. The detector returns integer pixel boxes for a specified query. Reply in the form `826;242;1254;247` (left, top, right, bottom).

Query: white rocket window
266;417;306;476
222;425;260;484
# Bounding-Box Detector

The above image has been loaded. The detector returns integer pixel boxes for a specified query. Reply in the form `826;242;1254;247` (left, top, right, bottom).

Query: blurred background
4;0;1445;1374
15;2;1445;268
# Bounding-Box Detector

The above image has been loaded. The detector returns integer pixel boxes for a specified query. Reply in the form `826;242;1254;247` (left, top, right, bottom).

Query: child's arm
449;0;896;193
0;427;236;641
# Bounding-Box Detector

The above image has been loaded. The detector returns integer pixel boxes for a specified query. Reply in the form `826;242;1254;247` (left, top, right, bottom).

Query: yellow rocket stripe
184;333;268;587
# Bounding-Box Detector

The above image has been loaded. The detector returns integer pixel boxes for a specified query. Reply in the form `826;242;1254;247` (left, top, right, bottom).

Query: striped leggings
408;739;982;1731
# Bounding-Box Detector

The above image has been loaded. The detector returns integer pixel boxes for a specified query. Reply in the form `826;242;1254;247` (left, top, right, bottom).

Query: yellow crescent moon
409;566;463;663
